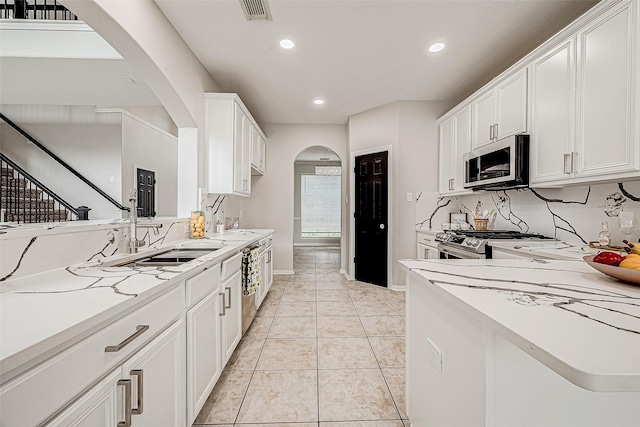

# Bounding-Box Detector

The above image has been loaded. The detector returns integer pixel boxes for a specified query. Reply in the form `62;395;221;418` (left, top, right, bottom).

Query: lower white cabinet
47;370;122;427
416;232;439;259
220;269;242;366
256;241;273;308
186;289;222;425
48;320;186;427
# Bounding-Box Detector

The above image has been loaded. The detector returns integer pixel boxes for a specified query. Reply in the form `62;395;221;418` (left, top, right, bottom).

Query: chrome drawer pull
225;286;232;309
130;369;144;415
219;292;227;316
105;325;149;352
117;379;132;427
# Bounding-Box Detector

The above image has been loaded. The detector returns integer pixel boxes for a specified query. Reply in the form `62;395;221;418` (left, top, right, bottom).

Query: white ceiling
154;0;598;126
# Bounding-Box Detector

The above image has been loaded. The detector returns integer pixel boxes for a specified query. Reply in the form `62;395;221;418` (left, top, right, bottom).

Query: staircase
1;162;72;223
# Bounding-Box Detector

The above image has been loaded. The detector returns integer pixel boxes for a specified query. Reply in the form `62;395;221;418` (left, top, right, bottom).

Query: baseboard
273;270;295;275
340;269;352;280
388;283;406;292
293;243;340;248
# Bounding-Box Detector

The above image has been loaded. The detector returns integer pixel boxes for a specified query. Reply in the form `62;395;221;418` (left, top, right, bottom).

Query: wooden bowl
583;255;640;285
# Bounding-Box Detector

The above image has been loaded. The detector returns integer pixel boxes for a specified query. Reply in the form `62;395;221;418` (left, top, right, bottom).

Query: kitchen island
399;258;640;427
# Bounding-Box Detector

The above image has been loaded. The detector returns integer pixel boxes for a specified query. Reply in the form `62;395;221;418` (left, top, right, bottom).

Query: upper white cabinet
574;0;639;180
530;38;576;183
471;68;528;148
205;93;267;196
251;127;266;175
438;105;472;195
532;0;639;185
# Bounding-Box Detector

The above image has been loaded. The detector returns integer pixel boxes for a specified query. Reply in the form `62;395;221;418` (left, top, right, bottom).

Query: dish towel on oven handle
242;246;261;296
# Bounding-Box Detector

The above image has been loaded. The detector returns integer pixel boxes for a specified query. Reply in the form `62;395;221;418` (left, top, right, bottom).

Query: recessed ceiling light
428;42;445;53
280;39;295;49
313;99;325;105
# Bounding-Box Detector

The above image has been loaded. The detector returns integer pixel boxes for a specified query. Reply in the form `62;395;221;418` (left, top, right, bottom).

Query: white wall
348;100;450;287
120;112;178;217
0;105;124;219
241;124;348;273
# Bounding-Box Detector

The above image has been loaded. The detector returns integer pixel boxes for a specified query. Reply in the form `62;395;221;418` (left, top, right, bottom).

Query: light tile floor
194;247;409;427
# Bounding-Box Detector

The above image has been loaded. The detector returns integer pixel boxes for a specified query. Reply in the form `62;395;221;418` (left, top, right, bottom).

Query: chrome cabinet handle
493;124;498;139
571;152;578;173
219;292;227;316
130;369;144;415
117;379;132;427
105;325;149;352
564;153;572;174
267;250;271;263
489;124;494;140
225;286;232;309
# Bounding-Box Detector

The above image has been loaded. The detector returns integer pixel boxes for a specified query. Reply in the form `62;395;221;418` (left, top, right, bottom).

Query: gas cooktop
448;230;555;240
435;230;555;257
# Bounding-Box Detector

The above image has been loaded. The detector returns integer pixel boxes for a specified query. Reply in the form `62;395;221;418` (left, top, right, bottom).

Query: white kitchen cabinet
438;105;471;195
205;93;265;196
46;369;122;427
220;269;242;366
530;37;576;184
256;237;273;308
416;231;439;259
472;68;528;148
574;0;639;180
186;278;222;425
121;320;185;427
251;125;266;175
48;320;186;427
532;0;639;186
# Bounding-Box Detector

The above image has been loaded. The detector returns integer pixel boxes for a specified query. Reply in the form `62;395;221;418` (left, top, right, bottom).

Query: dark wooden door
137;168;155;218
354;151;388;287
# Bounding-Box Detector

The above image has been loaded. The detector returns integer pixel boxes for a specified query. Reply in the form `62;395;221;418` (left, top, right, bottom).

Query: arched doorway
293;146;342;250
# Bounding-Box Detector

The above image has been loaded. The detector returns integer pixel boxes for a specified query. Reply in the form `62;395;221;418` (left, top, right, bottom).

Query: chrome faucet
128;189;144;253
128;188;163;254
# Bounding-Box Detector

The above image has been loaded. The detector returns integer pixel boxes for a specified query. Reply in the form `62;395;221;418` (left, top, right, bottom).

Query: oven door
437;243;486;259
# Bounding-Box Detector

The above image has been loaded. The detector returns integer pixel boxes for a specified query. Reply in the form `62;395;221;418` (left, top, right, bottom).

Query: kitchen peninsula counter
399;258;640;427
0;229;273;383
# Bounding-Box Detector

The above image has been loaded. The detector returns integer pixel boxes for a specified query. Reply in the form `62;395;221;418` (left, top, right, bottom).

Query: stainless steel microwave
463;135;529;190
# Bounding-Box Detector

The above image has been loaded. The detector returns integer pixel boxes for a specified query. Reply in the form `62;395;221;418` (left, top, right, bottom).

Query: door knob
379;224;385;229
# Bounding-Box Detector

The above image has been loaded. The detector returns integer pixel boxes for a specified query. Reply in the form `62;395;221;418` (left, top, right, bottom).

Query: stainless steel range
435;230;555;259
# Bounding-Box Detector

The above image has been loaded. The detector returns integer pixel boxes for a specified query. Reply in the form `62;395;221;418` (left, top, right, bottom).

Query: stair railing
1;152;78;223
0;113;129;217
0;0;77;20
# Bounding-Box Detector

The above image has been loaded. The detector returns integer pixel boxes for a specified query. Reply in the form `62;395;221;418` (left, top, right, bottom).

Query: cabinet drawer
186;264;221;307
221;252;243;281
0;286;183;427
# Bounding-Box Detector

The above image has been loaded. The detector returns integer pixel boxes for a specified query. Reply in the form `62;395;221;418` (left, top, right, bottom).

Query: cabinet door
266;247;273;292
530;38;576;183
241;116;252;194
186;292;222;425
47;370;121;427
438;117;455;194
416;242;429;259
453;106;471;192
122;320;186;427
221;269;242;366
576;1;639;177
232;103;245;194
496;68;528;139
472;90;496;148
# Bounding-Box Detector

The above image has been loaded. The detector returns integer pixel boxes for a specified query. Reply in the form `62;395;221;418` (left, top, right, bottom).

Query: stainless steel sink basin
108;247;220;267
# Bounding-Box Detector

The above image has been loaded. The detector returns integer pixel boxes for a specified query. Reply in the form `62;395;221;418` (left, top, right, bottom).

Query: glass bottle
598;221;611;246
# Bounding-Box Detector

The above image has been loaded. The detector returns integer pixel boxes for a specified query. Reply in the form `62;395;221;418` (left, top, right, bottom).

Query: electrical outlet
406;192;413;202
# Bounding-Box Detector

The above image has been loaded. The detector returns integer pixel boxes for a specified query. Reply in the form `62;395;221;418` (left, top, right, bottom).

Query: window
301;172;341;238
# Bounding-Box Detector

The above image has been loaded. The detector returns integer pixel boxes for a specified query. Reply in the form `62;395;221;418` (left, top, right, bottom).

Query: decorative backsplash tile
416;181;640;245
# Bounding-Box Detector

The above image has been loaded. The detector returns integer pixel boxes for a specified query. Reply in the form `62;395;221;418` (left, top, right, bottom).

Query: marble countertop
399;258;640;392
489;240;602;260
0;229;273;382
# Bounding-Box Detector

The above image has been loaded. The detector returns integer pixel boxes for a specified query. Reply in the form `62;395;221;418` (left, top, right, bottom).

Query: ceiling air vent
239;0;272;20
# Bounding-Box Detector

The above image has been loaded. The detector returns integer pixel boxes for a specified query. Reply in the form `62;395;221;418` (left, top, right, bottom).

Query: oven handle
437;244;486;259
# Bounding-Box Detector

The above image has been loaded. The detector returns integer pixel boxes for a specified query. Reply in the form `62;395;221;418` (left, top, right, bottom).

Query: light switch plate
407;192;413;202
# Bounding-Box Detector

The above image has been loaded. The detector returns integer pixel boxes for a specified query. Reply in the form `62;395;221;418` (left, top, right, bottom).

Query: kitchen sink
107;247;220;267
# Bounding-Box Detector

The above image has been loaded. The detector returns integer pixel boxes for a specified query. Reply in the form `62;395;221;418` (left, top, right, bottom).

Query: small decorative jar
190;210;205;238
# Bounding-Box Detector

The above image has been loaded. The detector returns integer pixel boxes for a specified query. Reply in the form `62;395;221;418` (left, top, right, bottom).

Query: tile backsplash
416;180;640;245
